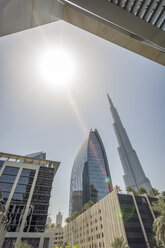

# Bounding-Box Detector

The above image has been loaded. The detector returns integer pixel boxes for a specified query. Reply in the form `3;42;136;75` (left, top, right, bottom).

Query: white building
56;211;63;227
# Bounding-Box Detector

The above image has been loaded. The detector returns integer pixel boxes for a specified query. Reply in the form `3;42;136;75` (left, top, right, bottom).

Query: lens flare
66;90;88;135
105;177;110;183
120;206;135;223
119;211;123;218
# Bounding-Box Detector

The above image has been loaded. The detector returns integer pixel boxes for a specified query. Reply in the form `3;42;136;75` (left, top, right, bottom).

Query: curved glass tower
69;129;113;216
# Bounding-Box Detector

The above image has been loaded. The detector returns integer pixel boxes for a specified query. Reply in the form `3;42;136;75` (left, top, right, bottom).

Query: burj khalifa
107;94;152;192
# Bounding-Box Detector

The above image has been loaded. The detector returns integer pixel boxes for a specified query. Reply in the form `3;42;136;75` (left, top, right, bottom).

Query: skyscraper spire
107;93;114;108
107;94;152;192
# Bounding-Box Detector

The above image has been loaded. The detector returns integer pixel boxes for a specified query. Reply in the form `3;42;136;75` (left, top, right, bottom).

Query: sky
0;20;165;225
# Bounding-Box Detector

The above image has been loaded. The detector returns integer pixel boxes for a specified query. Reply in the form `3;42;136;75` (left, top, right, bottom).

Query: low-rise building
63;191;157;248
52;226;64;247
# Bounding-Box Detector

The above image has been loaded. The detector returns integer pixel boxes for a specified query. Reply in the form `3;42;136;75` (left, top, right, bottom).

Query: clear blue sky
0;20;165;225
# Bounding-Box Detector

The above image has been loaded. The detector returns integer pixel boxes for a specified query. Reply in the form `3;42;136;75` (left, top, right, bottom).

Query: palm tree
114;185;122;193
111;237;130;248
138;187;147;195
126;186;137;195
152;197;165;247
161;191;165;199
150;188;160;197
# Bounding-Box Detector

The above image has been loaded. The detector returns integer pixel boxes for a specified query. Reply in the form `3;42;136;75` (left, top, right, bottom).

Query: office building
64;191;157;248
69;129;113;216
0;152;60;248
107;94;152;192
56;210;62;227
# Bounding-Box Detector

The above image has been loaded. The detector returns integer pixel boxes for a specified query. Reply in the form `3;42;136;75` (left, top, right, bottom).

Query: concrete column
131;193;150;248
18;167;39;241
5;167;23;211
144;194;156;220
39;236;44;248
0;161;6;177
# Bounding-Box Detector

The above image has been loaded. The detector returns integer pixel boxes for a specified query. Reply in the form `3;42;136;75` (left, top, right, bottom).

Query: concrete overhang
0;152;60;174
61;0;165;65
0;0;164;65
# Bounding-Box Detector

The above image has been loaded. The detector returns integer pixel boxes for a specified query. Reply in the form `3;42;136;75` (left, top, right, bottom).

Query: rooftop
0;152;60;174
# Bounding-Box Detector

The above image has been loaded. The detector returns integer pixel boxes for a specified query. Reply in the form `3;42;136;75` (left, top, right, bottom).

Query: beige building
52;226;64;247
63;191;157;248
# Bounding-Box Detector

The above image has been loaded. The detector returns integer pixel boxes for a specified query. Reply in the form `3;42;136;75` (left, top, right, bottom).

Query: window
3;166;19;175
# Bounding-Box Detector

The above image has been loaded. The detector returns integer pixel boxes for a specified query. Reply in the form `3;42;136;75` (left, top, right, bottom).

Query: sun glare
38;47;75;88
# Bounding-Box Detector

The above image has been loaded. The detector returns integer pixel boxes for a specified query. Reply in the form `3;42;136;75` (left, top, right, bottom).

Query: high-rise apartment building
56;210;62;227
0;152;60;248
69;129;113;216
107;94;152;192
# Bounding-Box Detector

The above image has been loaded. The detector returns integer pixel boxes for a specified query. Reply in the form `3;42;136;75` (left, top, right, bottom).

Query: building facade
56;210;63;227
0;189;7;248
0;152;60;248
69;129;113;216
107;94;152;192
64;191;157;248
52;226;64;247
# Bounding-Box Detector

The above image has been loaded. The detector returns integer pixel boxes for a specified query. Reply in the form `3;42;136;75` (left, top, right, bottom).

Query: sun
38;47;75;88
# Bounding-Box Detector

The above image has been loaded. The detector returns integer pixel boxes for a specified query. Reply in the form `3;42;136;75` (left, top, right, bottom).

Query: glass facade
24;166;54;232
69;129;112;215
0;166;19;201
7;168;35;232
118;194;147;248
135;196;155;246
118;194;155;248
0;161;54;233
0;160;5;170
2;238;16;248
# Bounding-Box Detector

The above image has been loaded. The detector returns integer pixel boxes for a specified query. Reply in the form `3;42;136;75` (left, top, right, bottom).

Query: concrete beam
62;4;165;66
0;0;62;37
0;0;164;65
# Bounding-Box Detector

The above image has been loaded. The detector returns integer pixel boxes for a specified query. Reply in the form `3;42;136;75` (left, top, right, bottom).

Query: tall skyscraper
56;210;62;227
69;129;113;216
0;152;60;248
107;94;152;192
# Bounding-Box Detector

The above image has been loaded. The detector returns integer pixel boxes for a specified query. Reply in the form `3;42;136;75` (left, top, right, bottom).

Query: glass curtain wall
69;129;112;216
7;168;35;232
25;166;54;232
0;166;19;201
